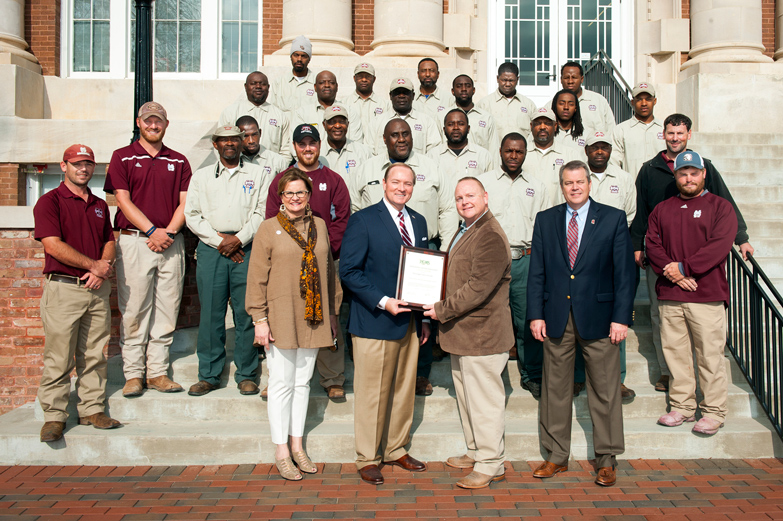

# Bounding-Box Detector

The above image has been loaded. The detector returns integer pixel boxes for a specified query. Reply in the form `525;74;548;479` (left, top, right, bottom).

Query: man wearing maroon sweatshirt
265;124;351;400
645;151;737;437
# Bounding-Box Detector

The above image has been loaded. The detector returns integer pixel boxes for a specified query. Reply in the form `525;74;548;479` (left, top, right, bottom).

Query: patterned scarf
277;210;323;324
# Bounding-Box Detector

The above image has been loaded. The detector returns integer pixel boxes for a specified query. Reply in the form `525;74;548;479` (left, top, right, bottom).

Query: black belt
47;274;81;285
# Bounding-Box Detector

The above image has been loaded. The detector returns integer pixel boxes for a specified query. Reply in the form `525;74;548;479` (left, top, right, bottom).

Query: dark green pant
195;241;258;386
510;256;543;382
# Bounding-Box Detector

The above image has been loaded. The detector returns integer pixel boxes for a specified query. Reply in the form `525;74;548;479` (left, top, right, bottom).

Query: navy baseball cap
292;123;321;143
674;151;705;171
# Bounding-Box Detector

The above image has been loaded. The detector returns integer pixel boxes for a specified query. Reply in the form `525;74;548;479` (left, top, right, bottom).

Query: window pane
74;0;90;19
240;22;257;72
179;21;200;72
242;0;257;21
155;21;177;72
222;21;239;73
223;0;239;20
73;20;91;71
93;20;110;72
156;0;177;20
180;0;200;20
94;0;110;19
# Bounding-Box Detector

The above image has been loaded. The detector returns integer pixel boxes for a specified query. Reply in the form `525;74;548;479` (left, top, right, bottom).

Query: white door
490;0;629;108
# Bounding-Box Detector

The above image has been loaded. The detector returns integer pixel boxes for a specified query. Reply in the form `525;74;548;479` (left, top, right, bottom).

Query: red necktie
567;211;579;269
398;211;413;246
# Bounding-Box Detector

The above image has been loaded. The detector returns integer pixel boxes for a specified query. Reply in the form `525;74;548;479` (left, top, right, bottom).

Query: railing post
751;267;763;388
132;0;154;143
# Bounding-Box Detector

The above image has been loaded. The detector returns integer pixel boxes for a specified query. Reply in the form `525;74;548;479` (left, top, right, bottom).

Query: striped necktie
567;211;579;269
398;211;413;246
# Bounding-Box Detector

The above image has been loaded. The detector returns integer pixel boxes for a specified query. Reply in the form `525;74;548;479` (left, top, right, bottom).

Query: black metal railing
726;250;783;441
583;50;634;124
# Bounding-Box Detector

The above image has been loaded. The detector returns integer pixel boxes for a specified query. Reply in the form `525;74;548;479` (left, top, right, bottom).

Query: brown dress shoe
456;470;505;489
654;375;670;392
383;454;426;472
79;412;121;429
415;376;433;396
508;346;518;360
325;385;346;400
147;375;184;393
40;421;65;442
445;454;475;469
122;378;144;397
533;461;568;478
573;382;585;397
238;380;259;395
189;380;218;396
621;384;636;401
595;466;616;486
359;464;384;485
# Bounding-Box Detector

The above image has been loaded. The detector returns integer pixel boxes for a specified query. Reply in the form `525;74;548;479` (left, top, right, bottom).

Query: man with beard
630;113;752;393
184;126;273;397
265;124;351;400
478;133;549;398
413;58;447;117
366;78;442;156
610;82;665;177
105;102;191;397
645;151;737;436
318;104;373;184
235;116;289;174
219;71;291;156
477;62;537;141
293;70;363;147
343;62;392;137
271;35;317;113
552;89;591;152
558;61;615;132
428;109;494;180
448;75;498;153
523;107;585;207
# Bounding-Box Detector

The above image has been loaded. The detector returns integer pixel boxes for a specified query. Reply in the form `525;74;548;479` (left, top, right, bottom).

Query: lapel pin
590;219;595;224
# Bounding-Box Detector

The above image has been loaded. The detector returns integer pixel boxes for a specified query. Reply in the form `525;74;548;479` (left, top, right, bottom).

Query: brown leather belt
47;274;81;285
119;229;142;237
511;247;532;260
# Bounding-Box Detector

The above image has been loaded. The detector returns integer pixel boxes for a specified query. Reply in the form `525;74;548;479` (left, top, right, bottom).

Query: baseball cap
323;104;349;122
63;144;95;163
674;151;705;171
531;106;556;122
389;77;414;93
137;101;168;122
354;62;376;76
632;82;656;98
290;35;312;56
293;123;321;143
585;131;612;146
212;125;244;142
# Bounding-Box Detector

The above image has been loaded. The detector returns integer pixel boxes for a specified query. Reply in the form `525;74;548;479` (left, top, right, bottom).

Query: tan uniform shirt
319;139;374;185
271;69;318;113
552;164;636;227
553;125;594;154
292;100;364;146
366;108;443;156
350;151;458;249
478;168;549;248
524;141;586;206
185;160;274;248
610;117;665;177
577;88;615;133
477;89;537;141
218;98;291;156
413;86;448;119
342;91;393;137
244;148;290;173
444;102;500;154
427;141;494;181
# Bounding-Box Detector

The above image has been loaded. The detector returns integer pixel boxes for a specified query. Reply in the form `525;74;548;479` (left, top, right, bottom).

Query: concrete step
745;219;783;238
720;171;783;185
2;404;780;466
694;144;783;160
690;133;783;146
731;203;782;221
728;185;783;204
706;157;783;173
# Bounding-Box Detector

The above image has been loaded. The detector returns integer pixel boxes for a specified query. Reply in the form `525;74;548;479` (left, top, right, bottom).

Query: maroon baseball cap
63;144;95;163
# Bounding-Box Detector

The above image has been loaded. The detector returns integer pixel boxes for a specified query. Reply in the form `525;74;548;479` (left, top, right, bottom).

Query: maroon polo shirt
34;183;114;278
104;140;192;230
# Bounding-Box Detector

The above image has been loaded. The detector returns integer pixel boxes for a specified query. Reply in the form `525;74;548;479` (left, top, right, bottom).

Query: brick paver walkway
1;459;782;520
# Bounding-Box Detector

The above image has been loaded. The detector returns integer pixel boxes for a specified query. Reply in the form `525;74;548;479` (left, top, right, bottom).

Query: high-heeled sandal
291;450;318;474
275;456;303;480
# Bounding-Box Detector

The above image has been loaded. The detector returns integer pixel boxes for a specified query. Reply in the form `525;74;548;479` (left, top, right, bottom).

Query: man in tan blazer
424;177;515;489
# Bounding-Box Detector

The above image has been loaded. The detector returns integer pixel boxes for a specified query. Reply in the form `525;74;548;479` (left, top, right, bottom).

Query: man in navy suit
340;163;431;485
527;160;634;487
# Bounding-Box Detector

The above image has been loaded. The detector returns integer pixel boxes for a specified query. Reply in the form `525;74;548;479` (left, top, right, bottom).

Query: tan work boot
122;378;144;397
147;375;184;393
40;421;66;442
79;412;122;429
445;454;475;469
456;470;505;489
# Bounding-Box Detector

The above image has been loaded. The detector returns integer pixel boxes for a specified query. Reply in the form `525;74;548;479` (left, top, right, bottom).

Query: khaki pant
451;352;509;476
116;233;185;380
541;313;624;469
659;301;728;421
38;278;111;422
317;259;345;389
352;318;419;468
646;265;669;376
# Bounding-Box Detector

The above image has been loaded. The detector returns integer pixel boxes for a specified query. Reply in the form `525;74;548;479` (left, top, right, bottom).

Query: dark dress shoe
621;384;636;401
238;380;259;395
415;376;433;396
595;466;616;486
40;421;65;442
533;460;568;478
79;412;121;429
573;381;585;397
383;454;426;472
358;464;384;485
188;380;218;396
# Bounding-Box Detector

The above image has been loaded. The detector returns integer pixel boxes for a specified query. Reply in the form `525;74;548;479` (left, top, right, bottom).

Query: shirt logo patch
657;132;664;139
95;207;103;218
374;107;384;115
319;182;327;191
437;106;445;112
244;179;255;189
347;160;357;168
578;138;586;147
306;89;314;96
269;119;278;126
263;166;271;175
521;107;528;113
555;158;564;165
610;185;619;194
589;104;597;111
478;120;486;128
135;162;142;167
414;124;423;131
416;174;425;182
168;164;175;171
468;161;477;169
526;188;535;197
693;209;702;218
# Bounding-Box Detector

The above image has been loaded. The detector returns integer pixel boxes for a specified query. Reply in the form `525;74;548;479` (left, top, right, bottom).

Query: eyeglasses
281;190;310;199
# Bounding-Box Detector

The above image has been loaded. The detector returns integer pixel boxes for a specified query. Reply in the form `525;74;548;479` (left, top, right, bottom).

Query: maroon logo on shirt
526;188;535;197
347;160;357;167
468;161;477;168
479;120;486;128
657;132;664;139
555;158;564;165
414;124;423;131
263;166;271;175
269;119;278;126
610;185;619;194
306;89;314;96
95;207;104;218
168;163;175;171
589;104;597;111
374;107;384;114
416;174;425;182
437;106;445;112
578;138;586;147
521;107;528;113
244;179;255;189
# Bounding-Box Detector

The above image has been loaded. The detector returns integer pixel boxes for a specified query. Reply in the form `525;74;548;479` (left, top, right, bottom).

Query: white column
274;0;357;56
370;0;447;56
775;0;783;61
682;0;772;69
0;0;40;68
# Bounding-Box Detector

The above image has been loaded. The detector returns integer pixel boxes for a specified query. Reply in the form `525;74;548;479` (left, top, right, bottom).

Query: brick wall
24;0;60;76
0;165;25;207
263;0;284;57
0;228;201;415
682;0;776;58
353;0;374;55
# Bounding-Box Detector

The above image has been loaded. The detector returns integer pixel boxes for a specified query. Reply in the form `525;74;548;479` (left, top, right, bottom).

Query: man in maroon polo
34;144;122;443
105;101;192;397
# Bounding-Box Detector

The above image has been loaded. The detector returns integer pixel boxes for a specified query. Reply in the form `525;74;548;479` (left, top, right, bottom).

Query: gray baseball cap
674;150;705;171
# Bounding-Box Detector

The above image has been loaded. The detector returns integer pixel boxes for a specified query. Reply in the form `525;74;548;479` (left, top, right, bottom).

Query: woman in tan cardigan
246;169;341;480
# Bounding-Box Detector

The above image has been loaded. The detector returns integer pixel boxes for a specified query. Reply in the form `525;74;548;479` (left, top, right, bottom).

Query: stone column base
272;36;358;57
682;43;773;70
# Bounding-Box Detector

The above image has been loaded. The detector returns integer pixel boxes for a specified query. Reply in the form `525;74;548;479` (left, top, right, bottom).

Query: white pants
266;345;318;444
